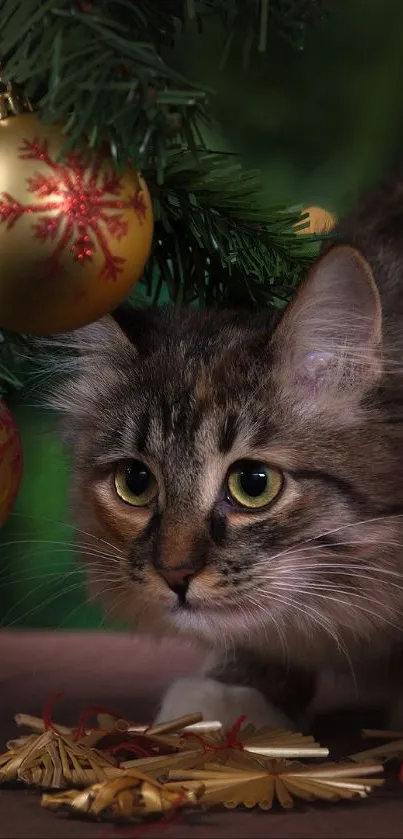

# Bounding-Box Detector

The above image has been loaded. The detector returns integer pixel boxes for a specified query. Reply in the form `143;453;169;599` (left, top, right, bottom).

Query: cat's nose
157;568;193;597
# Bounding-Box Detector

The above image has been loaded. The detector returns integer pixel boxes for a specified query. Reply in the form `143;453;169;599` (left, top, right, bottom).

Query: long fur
45;172;403;718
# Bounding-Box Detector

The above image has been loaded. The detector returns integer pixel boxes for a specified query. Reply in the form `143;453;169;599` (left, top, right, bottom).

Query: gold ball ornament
297;206;337;235
0;399;23;527
0;114;154;334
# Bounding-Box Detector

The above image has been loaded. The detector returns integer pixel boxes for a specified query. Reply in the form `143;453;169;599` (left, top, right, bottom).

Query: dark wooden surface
0;631;402;838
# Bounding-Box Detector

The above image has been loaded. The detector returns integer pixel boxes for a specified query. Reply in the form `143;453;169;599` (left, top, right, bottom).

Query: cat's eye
114;460;158;507
226;460;283;510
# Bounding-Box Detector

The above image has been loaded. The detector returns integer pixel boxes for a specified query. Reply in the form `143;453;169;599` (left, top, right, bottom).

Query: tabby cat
51;174;403;728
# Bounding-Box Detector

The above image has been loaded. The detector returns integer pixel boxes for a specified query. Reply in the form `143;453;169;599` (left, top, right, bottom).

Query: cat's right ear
46;306;158;436
272;244;382;412
67;304;159;358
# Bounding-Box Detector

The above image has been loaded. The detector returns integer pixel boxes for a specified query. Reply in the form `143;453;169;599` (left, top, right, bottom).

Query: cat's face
53;246;403;661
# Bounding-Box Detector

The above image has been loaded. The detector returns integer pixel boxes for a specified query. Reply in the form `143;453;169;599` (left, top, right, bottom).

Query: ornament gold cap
0;78;33;121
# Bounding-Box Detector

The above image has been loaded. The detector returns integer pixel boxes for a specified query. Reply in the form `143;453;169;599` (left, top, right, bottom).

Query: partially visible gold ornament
297;206;336;235
0;94;153;334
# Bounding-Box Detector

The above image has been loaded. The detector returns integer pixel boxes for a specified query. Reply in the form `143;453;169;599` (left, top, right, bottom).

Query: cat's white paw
155;676;293;729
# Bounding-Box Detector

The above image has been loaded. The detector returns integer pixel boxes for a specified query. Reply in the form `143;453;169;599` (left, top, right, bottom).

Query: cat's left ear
66;304;159;358
272;245;382;407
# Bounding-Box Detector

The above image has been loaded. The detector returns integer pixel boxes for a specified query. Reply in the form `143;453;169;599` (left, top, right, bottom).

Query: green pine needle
0;0;327;168
143;149;320;308
0;0;211;169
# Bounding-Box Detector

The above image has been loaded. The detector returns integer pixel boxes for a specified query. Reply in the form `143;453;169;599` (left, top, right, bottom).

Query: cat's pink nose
157;567;194;595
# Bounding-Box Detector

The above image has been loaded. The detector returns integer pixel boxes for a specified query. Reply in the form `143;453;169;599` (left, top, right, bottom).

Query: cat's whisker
243;588;358;684
268;567;399;588
0;571;83;590
251;515;403;570
255;566;403;593
245;588;330;634
242;592;289;663
253;584;403;636
264;595;340;653
0;558;124;626
0;540;122;561
0;579;95;628
253;555;403;580
252;537;403;570
265;559;403;571
0;554;121;572
8;512;125;555
0;541;123;567
273;581;403;604
56;581;127;630
301;514;403;544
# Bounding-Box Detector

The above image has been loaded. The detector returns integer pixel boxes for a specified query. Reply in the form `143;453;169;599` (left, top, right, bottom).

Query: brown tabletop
0;630;402;838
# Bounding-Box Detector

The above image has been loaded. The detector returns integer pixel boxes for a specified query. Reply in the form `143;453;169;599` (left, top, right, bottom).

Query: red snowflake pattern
0;138;147;281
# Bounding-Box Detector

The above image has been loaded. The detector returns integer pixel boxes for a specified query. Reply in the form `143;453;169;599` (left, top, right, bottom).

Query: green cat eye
227;460;283;510
114;460;158;507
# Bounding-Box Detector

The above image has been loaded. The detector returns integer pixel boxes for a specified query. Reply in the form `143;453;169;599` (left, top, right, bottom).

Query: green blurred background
2;0;403;629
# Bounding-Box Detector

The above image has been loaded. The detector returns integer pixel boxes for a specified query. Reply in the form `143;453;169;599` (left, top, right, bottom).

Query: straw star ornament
164;758;384;809
0;703;386;827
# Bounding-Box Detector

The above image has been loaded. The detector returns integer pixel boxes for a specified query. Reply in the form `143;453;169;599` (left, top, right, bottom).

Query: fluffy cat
50;173;403;729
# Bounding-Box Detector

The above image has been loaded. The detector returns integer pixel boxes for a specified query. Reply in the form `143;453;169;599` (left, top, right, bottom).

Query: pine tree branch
0;1;327;170
0;0;210;170
141;149;319;309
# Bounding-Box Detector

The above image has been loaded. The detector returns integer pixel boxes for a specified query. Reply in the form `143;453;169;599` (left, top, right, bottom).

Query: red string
183;714;246;753
73;704;122;741
42;691;64;733
220;715;246;750
107;742;150;759
41;695;125;742
102;718;248;838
